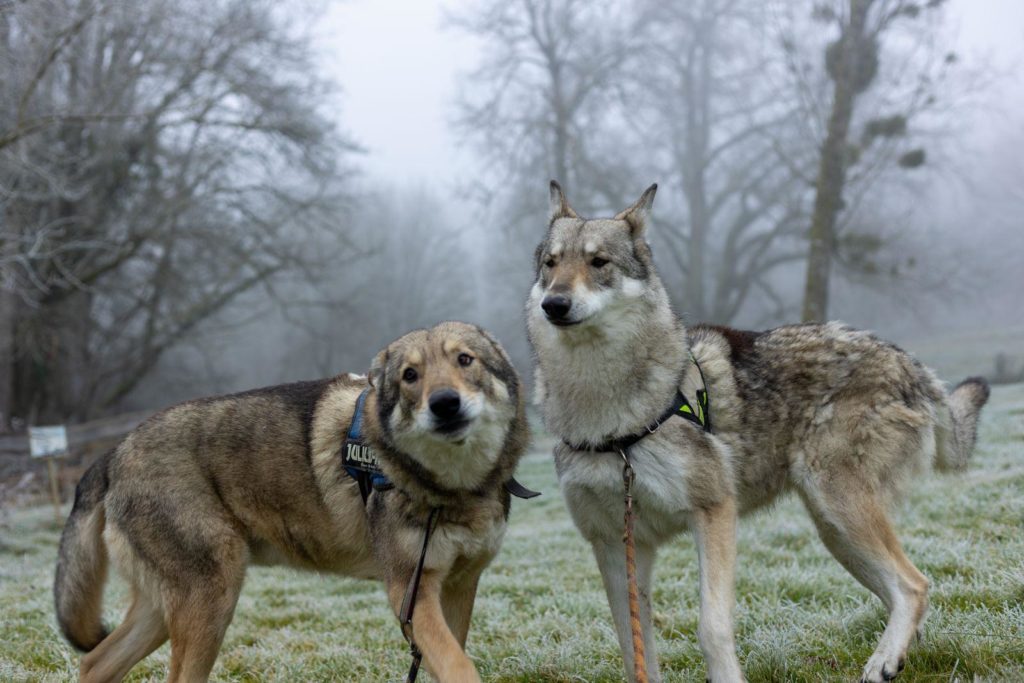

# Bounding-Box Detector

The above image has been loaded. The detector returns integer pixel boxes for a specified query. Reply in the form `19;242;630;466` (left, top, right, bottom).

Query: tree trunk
801;0;872;322
683;21;714;323
0;266;14;432
551;62;570;186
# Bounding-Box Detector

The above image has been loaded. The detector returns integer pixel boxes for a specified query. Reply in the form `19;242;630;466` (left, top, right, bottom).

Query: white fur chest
538;350;684;447
419;516;507;573
555;432;697;547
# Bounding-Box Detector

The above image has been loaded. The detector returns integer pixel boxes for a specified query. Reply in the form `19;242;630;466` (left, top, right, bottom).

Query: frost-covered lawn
2;384;1022;682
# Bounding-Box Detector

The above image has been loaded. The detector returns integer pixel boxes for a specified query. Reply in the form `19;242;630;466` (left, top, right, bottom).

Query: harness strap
400;506;441;683
343;389;391;504
563;356;712;454
504;477;541;499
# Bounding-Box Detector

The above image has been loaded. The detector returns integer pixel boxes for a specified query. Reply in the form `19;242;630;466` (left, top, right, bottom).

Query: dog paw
860;652;905;683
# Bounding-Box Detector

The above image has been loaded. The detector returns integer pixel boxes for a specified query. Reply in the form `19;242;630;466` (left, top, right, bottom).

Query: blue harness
343;389;393;503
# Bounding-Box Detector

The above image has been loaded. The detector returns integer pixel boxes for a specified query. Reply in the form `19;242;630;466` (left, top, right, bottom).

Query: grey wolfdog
526;182;990;683
55;321;529;683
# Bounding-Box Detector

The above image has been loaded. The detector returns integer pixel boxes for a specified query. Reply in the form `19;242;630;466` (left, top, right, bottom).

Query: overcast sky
317;0;1024;189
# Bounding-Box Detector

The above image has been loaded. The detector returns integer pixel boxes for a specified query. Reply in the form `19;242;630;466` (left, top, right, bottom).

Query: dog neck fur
362;386;526;508
528;264;690;446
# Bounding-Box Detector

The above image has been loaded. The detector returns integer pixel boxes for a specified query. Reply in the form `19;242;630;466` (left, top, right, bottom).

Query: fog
2;0;1022;427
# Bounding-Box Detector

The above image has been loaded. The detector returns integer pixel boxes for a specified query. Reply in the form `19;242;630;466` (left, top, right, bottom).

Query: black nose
428;389;462;420
542;294;572;320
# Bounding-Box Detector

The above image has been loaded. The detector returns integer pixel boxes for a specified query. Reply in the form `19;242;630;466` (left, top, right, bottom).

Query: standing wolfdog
55;321;529;683
526;182;990;683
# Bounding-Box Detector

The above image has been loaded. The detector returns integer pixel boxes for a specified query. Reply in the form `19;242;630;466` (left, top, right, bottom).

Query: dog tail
54;453;112;652
935;377;991;472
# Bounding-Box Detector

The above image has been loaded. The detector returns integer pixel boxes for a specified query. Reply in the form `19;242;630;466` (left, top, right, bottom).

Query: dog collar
341;389;541;504
563;355;712;454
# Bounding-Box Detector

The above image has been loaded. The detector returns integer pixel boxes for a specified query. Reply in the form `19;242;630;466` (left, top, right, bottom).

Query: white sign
29;425;68;458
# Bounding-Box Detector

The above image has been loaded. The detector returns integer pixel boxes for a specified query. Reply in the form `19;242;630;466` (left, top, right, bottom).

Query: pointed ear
549;180;578;222
614;183;658;237
368;348;388;389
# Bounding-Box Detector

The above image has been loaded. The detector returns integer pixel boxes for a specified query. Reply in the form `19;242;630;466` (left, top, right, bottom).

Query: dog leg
79;592;168;683
592;537;661;683
800;487;929;683
388;572;482;683
442;561;485;648
692;496;745;683
165;542;247;683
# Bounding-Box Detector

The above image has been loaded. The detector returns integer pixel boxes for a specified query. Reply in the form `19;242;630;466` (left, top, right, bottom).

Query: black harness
564;356;713;454
340;388;539;681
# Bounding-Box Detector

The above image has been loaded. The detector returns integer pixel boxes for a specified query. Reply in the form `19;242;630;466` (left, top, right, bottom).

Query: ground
1;384;1022;682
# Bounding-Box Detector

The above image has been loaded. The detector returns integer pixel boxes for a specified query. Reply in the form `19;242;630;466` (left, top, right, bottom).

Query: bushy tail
54;455;111;652
935;377;991;472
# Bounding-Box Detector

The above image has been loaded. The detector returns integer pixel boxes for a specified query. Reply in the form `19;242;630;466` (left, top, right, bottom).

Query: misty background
2;0;1022;430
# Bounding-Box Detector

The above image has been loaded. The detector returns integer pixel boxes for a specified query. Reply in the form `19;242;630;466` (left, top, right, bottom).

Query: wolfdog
526;182;990;683
55;321;529;683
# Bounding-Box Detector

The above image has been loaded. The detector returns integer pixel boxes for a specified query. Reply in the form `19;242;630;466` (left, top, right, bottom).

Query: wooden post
28;425;68;525
46;455;63;524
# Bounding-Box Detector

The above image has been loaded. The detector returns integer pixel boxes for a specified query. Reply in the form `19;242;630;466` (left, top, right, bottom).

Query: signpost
29;425;68;524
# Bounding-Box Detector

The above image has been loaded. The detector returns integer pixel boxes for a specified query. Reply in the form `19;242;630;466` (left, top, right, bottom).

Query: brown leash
620;450;648;683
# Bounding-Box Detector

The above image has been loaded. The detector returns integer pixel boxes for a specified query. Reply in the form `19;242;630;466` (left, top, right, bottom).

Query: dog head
528;181;660;333
367;321;525;490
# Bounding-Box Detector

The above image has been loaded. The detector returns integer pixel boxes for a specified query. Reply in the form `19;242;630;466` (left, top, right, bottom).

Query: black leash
340;388;540;680
400;506;441;682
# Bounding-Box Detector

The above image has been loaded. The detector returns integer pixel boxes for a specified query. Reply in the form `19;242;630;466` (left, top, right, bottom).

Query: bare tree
795;0;954;321
624;0;811;323
450;0;637;225
0;0;357;426
449;0;640;365
451;0;811;331
136;183;482;406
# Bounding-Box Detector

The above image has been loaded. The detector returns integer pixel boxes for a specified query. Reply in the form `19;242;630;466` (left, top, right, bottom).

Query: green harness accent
672;354;711;432
564;355;712;454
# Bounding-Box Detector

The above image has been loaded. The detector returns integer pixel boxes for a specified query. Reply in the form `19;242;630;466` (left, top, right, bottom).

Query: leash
400;506;441;682
620;450;648;683
565;357;712;683
341;388;540;680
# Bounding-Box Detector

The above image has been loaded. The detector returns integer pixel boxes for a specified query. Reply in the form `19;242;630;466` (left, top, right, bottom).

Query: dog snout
428;388;462;421
541;294;572;320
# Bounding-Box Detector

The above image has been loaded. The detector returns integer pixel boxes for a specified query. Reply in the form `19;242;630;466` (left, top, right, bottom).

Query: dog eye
544;258;556;268
591;257;609;268
402;367;418;383
458;353;474;367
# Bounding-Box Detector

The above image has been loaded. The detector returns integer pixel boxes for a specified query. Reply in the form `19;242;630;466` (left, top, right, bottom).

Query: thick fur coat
527;182;989;683
54;322;529;683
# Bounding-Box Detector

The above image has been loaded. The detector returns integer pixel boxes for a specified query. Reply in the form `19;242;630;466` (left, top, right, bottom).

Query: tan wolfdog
527;182;990;683
55;321;529;683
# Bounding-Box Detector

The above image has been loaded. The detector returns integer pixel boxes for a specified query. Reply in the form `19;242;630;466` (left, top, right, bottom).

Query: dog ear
549;180;578;223
615;183;658;237
368;348;388;389
473;325;520;401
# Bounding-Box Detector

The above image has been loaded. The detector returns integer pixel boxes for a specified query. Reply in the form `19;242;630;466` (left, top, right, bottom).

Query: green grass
2;385;1023;682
